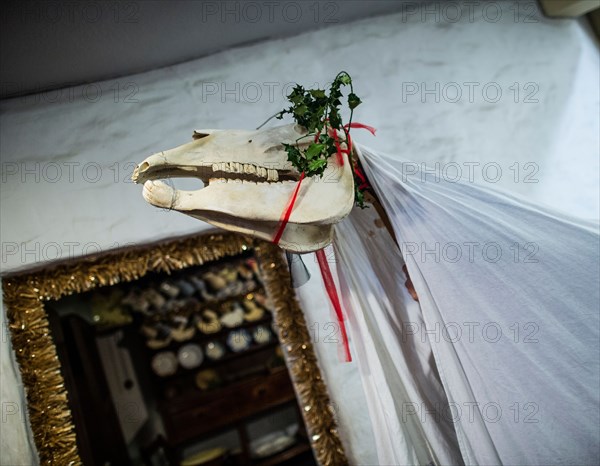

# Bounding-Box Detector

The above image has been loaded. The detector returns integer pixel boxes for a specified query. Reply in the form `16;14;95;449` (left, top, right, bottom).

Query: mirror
2;231;347;465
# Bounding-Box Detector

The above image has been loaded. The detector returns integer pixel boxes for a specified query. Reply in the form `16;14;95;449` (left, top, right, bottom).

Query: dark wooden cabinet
49;252;317;466
161;369;296;445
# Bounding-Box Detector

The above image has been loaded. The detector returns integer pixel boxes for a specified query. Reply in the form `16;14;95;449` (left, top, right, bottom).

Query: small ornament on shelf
220;303;245;328
196;310;222;334
243;299;265;322
204;341;226;361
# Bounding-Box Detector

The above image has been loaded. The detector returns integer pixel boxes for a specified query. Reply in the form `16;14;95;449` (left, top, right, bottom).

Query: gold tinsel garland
2;232;348;466
256;244;347;465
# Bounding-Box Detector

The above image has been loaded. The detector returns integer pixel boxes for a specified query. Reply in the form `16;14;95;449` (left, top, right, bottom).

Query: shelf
207;341;279;366
252;441;312;466
146;314;273;353
153;341;280;382
196;286;267;310
143;285;267;324
161;366;290;408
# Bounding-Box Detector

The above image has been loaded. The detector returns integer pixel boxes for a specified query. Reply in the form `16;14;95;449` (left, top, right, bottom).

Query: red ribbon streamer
316;248;352;362
272;122;376;362
272;171;306;245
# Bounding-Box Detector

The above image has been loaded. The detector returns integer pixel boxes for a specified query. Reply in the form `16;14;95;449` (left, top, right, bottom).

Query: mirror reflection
46;250;317;466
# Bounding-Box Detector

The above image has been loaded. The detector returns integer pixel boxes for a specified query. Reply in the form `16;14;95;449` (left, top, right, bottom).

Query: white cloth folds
334;206;464;465
333;143;599;465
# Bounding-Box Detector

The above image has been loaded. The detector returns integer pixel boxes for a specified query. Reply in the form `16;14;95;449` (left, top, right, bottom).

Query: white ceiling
1;0;407;98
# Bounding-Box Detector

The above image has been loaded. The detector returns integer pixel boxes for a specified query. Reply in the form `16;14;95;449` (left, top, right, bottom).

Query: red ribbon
339;122;377;161
316;248;352;361
272;122;376;362
272;171;306;245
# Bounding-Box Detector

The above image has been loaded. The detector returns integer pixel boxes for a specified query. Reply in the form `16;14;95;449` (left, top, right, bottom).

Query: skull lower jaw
186;211;334;253
141;178;339;252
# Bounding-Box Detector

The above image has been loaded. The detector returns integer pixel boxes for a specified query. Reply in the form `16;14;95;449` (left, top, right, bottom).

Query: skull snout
132;150;216;184
131;153;169;183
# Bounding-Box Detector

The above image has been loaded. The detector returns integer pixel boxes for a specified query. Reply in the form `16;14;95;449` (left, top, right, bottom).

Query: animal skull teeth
206;163;282;183
133;160;292;185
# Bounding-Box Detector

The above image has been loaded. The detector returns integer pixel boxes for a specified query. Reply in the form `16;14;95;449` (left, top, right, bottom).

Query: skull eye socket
265;144;285;153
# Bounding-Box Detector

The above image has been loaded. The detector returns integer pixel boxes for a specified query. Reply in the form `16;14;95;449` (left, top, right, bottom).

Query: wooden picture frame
2;231;347;465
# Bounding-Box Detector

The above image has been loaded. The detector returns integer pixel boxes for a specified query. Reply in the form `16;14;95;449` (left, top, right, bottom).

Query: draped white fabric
333;206;463;465
335;143;600;465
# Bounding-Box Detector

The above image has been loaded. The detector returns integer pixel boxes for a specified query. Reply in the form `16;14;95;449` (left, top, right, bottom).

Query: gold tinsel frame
2;232;347;465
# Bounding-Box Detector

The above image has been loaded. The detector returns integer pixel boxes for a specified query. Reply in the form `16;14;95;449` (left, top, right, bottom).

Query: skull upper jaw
132;124;310;185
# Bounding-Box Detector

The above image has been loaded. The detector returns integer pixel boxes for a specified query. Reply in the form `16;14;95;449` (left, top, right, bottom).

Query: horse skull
132;124;355;252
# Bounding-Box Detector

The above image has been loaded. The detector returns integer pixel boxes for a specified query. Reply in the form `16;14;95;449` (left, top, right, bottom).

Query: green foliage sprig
275;71;367;207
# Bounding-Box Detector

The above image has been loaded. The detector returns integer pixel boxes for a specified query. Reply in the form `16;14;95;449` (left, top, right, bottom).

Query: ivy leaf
329;112;342;128
278;72;366;207
330;88;342;100
338;73;351;85
288;85;304;97
283;144;301;165
290;94;304;104
293;104;308;117
308;158;327;172
354;186;366;208
305;143;325;160
348;93;362;109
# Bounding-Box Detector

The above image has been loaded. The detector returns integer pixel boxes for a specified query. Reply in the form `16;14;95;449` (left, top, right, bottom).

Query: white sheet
348;142;600;465
333;206;463;465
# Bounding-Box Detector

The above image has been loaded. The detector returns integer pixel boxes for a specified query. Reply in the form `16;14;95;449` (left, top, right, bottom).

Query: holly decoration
275;71;367;207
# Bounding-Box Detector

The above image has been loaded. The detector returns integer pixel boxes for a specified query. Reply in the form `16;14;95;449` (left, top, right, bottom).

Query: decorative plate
177;344;204;369
252;325;272;345
226;329;252;352
205;341;226;361
151;351;178;377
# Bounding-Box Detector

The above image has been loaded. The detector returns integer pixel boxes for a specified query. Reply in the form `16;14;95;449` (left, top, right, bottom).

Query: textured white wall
0;1;409;98
1;2;598;464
